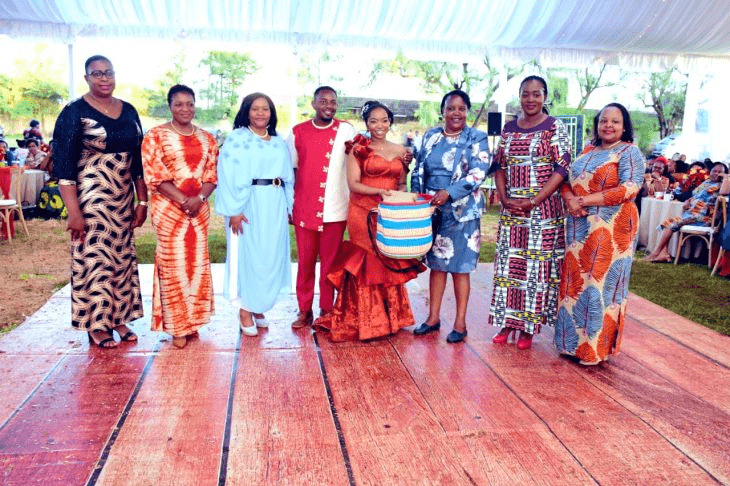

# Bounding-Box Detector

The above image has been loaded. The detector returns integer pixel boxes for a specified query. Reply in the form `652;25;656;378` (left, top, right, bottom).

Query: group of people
0;120;51;171
53;55;651;366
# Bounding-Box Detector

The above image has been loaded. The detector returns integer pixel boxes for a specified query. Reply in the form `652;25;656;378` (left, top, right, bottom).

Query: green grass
629;258;730;335
137;226;229;263
137;223;496;264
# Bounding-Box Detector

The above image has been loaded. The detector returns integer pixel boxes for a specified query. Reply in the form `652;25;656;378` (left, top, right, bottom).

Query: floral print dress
662;179;722;231
411;126;490;273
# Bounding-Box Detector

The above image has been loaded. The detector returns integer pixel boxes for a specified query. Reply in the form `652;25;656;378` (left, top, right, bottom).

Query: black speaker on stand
484;113;503;203
487;112;502;136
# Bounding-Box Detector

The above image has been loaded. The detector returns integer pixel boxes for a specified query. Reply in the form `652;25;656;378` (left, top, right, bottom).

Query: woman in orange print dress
142;85;218;349
555;103;646;365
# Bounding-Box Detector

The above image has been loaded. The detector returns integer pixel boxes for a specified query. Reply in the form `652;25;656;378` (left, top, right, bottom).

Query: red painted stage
1;264;729;485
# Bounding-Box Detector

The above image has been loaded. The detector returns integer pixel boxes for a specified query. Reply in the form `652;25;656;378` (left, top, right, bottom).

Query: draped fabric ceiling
2;0;730;70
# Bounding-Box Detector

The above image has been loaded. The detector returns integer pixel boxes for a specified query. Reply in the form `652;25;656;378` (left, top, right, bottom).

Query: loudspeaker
487;112;502;136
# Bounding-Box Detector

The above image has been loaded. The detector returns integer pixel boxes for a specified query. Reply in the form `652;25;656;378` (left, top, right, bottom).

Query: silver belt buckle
273;177;282;187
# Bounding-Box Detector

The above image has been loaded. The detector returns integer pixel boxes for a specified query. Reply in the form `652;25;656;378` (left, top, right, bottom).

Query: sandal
114;324;138;342
173;336;187;349
88;329;118;349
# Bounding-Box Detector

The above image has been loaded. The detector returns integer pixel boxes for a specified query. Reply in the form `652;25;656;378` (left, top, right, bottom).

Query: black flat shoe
446;329;467;343
413;322;440;335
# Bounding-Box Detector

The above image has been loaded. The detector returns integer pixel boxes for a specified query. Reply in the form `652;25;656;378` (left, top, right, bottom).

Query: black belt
252;178;284;187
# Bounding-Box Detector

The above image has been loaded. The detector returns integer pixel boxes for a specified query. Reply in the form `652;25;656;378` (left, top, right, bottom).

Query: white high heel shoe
239;311;258;336
253;313;268;328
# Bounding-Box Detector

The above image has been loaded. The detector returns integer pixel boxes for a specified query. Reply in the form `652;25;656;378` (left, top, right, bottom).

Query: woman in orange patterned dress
555;103;646;365
142;85;218;349
315;101;425;341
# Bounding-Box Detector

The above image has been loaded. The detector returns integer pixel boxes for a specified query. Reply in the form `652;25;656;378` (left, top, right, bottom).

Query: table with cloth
638;196;684;256
11;169;44;206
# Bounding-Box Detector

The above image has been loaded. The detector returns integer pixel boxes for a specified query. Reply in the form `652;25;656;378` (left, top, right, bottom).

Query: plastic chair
0;166;31;241
674;195;726;268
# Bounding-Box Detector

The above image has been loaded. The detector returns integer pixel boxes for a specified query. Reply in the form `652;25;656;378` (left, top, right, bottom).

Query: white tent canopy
3;0;730;159
2;0;730;70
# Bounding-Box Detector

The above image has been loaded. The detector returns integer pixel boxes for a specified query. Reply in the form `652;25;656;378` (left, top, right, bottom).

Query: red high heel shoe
492;328;514;344
516;332;533;350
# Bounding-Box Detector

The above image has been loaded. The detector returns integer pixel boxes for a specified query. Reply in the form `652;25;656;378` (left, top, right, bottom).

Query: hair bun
360;101;377;119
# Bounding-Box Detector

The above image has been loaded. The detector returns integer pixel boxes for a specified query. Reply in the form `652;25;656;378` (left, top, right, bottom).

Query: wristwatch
199;194;207;202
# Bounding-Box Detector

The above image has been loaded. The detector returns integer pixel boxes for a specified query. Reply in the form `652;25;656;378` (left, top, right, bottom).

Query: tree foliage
369;51;528;127
145;51;186;117
640;68;687;138
0;45;68;133
575;64;618;111
368;51;479;94
199;51;258;121
472;56;526;125
295;50;345;120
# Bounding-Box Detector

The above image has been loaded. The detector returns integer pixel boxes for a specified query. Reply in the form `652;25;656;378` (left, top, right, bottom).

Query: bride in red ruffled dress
315;101;425;341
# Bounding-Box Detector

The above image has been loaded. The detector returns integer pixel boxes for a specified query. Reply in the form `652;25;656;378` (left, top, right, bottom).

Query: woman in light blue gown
216;92;294;336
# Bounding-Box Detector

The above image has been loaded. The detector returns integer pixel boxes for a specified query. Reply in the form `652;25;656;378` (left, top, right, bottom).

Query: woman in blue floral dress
411;89;490;343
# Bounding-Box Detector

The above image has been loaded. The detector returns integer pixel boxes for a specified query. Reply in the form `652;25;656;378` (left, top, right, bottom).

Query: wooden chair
0;166;30;242
712;196;730;276
674;195;726;268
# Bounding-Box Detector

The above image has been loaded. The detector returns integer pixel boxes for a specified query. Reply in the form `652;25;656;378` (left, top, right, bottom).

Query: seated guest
23;138;46;169
0;140;13;165
673;161;709;201
636;156;675;214
644;162;729;262
642;156;674;195
669;158;688;187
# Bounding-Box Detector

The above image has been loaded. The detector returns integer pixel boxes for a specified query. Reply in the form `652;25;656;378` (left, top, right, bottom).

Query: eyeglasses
88;70;115;79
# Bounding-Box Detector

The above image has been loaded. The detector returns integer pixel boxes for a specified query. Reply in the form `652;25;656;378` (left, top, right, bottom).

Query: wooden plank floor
1;264;729;485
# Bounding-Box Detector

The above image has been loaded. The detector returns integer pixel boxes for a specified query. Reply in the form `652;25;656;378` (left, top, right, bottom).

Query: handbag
367;194;435;260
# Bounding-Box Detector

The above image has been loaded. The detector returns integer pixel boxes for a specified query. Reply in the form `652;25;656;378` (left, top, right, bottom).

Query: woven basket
373;195;434;259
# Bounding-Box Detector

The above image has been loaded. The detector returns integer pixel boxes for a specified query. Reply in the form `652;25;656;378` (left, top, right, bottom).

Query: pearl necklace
248;126;270;140
443;128;463;137
87;93;116;115
170;121;195;137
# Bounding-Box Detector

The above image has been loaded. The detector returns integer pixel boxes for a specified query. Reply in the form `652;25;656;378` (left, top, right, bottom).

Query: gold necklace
248;126;270;140
170;121;195;137
87;93;115;114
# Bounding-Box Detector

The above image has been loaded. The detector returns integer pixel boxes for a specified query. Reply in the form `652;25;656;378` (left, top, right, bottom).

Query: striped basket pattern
376;197;434;259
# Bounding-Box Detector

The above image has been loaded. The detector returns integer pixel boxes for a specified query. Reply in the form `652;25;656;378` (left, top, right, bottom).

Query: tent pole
68;43;75;100
289;44;299;129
